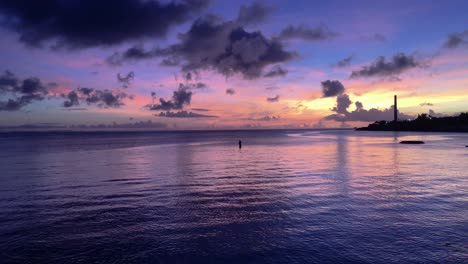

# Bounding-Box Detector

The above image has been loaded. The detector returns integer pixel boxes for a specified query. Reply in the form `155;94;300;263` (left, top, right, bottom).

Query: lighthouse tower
394;95;398;122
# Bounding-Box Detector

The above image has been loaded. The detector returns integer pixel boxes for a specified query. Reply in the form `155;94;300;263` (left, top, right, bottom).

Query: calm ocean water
0;129;467;263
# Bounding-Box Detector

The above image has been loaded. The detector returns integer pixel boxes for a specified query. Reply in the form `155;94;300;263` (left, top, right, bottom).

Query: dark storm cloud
0;71;47;95
264;65;288;78
443;30;468;48
0;70;131;110
0;70;48;111
85;90;129;108
63;88;130;108
236;1;272;25
321;80;345;98
331;94;352;114
63;91;79;107
109;15;296;79
20;78;47;95
266;95;280;102
0;98;28;111
279;25;337;41
350;53;422;78
325;95;414;122
333;56;353;68
0;0;209;49
176;16;296;78
117;71;135;88
0;70;17;87
226;88;236;95
157;111;217;118
149;85;192;110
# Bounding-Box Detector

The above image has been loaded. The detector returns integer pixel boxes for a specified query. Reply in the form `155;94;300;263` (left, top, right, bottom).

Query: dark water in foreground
0;130;467;263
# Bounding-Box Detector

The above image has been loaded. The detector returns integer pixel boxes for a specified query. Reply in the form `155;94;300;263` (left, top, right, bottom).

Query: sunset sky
0;0;467;129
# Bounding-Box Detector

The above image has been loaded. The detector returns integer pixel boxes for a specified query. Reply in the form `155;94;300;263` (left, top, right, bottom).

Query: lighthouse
394;95;398;122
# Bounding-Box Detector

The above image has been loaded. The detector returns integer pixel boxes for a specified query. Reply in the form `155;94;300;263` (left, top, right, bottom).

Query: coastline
356;112;468;133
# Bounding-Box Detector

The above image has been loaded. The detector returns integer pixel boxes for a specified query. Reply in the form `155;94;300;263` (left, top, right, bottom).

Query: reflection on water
0;130;467;263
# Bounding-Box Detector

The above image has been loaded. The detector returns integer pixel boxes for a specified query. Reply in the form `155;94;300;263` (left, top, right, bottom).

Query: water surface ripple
0;130;467;263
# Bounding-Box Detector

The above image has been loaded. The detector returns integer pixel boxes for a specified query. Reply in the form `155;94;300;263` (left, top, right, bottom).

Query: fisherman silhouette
238;140;242;149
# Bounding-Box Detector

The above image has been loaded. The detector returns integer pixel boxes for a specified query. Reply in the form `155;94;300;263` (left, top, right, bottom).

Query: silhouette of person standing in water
238;140;242;149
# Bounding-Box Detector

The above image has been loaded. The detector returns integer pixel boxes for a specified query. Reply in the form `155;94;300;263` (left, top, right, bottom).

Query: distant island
356;112;468;132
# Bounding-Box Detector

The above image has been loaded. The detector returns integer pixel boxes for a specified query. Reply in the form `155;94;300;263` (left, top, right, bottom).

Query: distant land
356;112;468;132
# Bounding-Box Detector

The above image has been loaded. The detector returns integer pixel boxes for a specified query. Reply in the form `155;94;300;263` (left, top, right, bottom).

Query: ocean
0;129;467;263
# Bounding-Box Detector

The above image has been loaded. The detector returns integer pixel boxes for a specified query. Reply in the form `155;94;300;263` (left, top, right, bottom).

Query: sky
0;0;467;130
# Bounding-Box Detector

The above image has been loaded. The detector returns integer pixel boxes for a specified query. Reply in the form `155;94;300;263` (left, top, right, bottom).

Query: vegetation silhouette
356;112;468;132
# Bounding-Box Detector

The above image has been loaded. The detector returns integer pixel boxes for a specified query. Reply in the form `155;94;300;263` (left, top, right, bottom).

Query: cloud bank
0;70;49;111
157;110;217;118
63;87;131;108
443;30;468;48
117;71;135;88
0;0;209;49
148;85;192;111
321;80;345;97
334;56;353;68
279;25;337;41
325;94;414;122
350;53;423;79
108;15;296;79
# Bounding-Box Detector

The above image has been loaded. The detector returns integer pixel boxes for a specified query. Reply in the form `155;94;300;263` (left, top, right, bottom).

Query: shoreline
356;112;468;133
